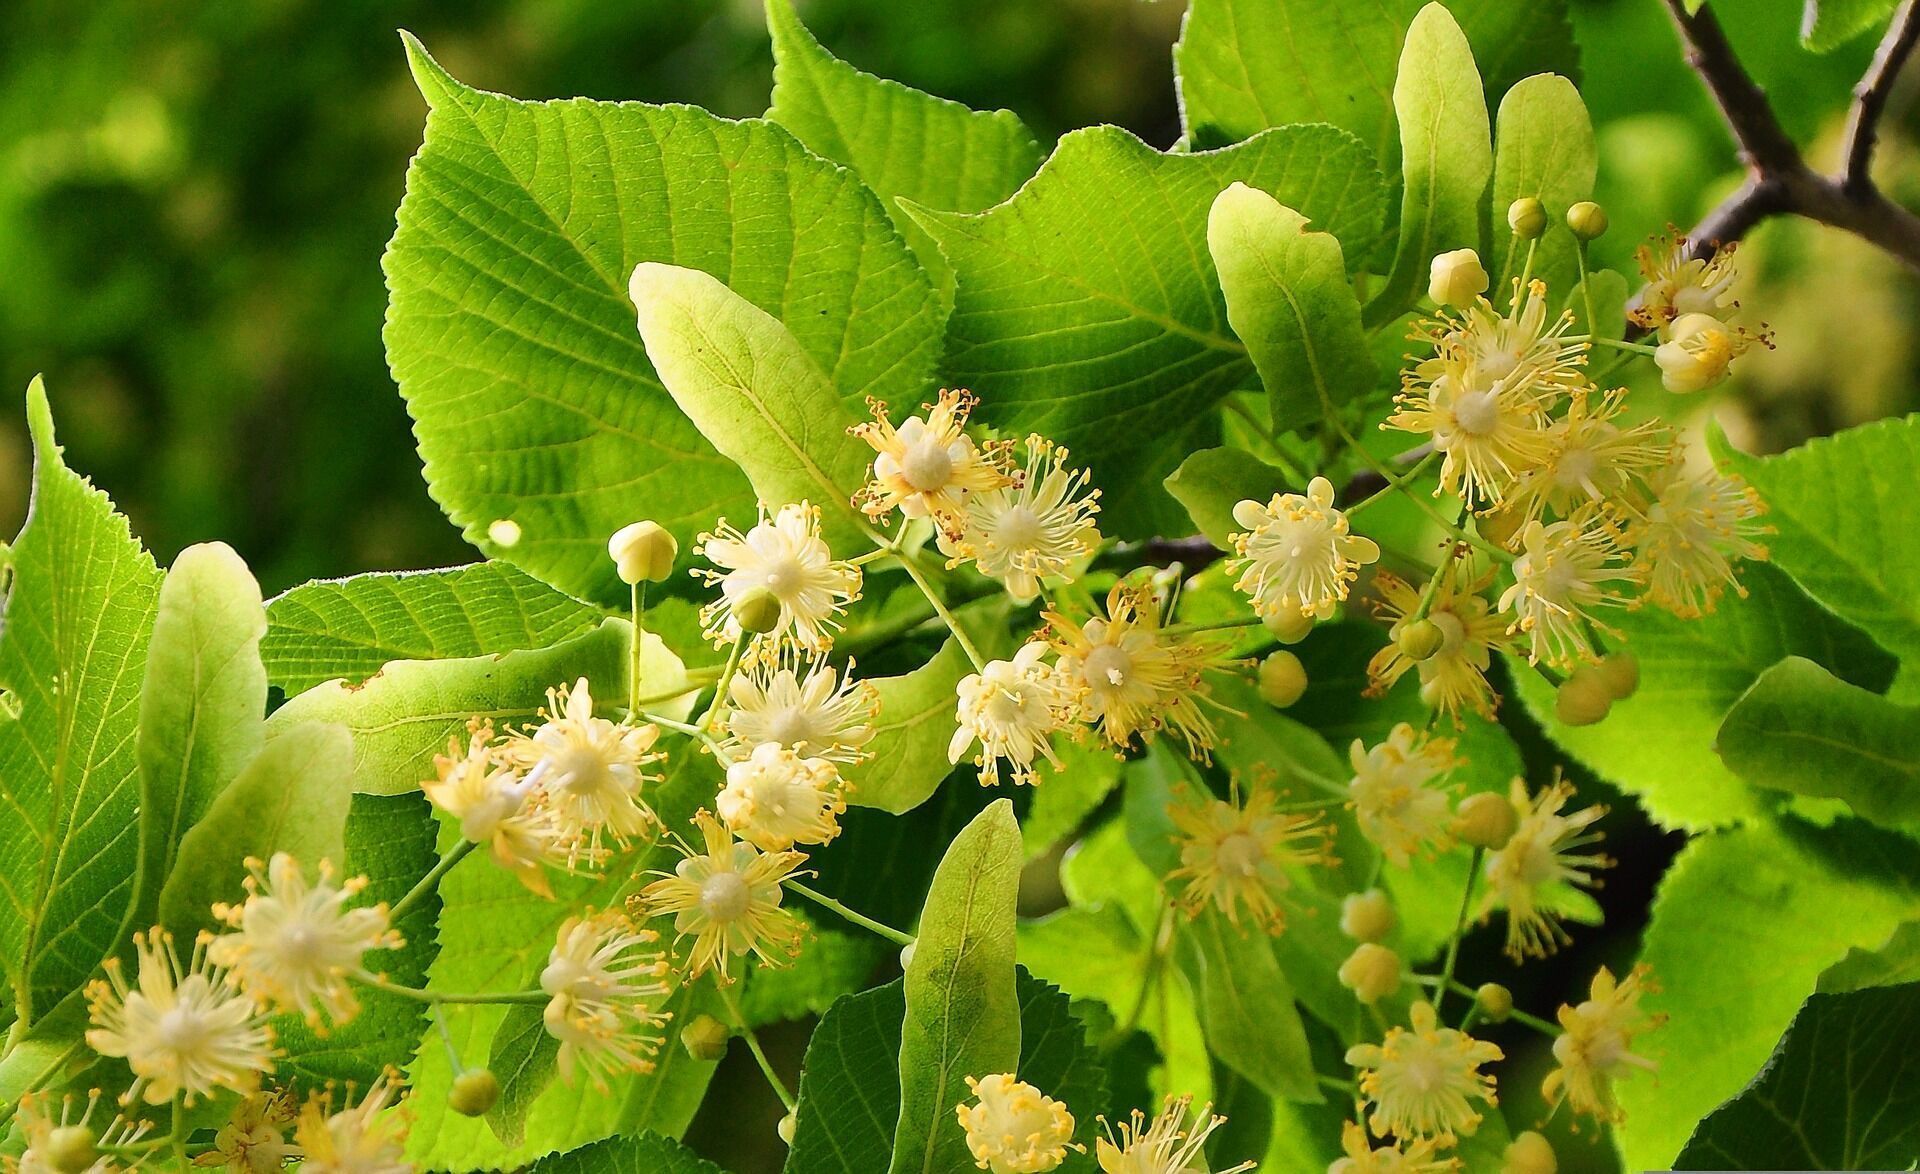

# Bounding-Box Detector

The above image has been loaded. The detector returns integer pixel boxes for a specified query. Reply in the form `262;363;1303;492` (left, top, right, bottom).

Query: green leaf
1177;910;1320;1103
890;798;1023;1174
1716;415;1920;694
0;380;163;1021
1675;980;1920;1170
1618;817;1920;1170
764;0;1041;291
1021;740;1124;860
156;722;354;938
1489;73;1595;299
741;916;886;1027
264;563;605;694
384;35;938;604
1802;0;1901;52
131;542;268;937
485;1003;559;1148
1164;447;1294;549
266;620;692;797
1510;564;1898;831
1820;920;1920;993
628;262;876;549
1207;183;1377;436
1369;3;1493;327
1718;656;1920;825
906;124;1384;538
527;1132;728;1174
854;636;971;813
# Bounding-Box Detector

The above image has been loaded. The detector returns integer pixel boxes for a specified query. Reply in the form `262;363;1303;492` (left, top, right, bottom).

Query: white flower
1345;1001;1502;1146
1499;387;1672;525
947;434;1101;600
720;651;877;764
207;854;401;1026
1388;355;1556;509
293;1072;410;1173
1654;312;1751;393
1631;230;1740;328
1230;477;1380;620
540;911;673;1088
85;929;275;1106
1629;461;1769;617
424;721;565;897
498;678;663;864
853;388;1012;529
1095;1096;1252;1174
1480;777;1609;959
949;642;1075;787
636;811;807;983
714;741;849;851
696;502;862;653
1348;726;1457;867
1498;516;1632;668
955;1074;1080;1174
1046;582;1231;758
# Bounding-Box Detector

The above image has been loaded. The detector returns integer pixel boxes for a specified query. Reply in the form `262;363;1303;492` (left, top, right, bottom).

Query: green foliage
856;637;972;813
1176;910;1320;1103
1802;0;1904;52
1164;447;1293;551
1490;73;1595;297
528;1132;728;1174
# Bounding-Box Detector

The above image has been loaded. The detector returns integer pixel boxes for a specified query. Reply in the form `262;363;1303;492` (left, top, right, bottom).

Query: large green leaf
1618;818;1920;1170
906;124;1384;538
1489;73;1595;299
1820;920;1920;993
527;1132;728;1174
383;35;938;604
131;542;268;935
1718;656;1920;825
156;721;354;938
890;798;1023;1174
1674;981;1920;1170
1163;447;1294;550
764;0;1041;291
1176;909;1320;1103
1207;183;1377;436
263;563;604;694
628;262;875;549
0;380;163;1023
1717;416;1920;695
855;636;971;813
1510;564;1897;831
1802;0;1901;52
1369;3;1493;326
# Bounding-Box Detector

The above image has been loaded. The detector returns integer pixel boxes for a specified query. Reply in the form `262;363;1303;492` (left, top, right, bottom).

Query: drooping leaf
1207;183;1378;437
1510;564;1898;831
1176;909;1321;1103
1490;73;1595;298
384;35;938;604
156;722;354;938
1163;447;1295;550
1718;656;1920;825
1674;980;1920;1170
527;1132;729;1174
131;542;268;935
855;636;971;813
889;798;1023;1174
0;380;163;1021
1802;0;1901;52
906;124;1384;538
764;0;1041;290
1618;817;1920;1170
628;262;877;550
264;563;605;694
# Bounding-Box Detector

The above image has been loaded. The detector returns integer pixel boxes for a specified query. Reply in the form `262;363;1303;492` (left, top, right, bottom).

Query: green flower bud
1476;982;1514;1022
449;1068;501;1118
609;520;678;585
1262;607;1314;644
1507;197;1548;240
1428;247;1490;308
899;940;917;970
1502;1130;1558;1174
1395;618;1445;662
1566;200;1609;241
681;1013;732;1062
1595;650;1640;700
1555;666;1613;727
778;1111;798;1145
1340;888;1396;943
734;586;784;635
1454;791;1519;850
1257;650;1308;708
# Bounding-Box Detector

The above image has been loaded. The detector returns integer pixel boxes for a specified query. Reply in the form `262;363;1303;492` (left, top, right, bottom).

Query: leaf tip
399;30;460;109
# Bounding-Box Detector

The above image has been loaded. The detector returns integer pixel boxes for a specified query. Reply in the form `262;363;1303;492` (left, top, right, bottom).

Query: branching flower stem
361;975;549;1006
390;838;478;922
1431;846;1484;1016
887;544;988;671
785;880;914;947
718;981;797;1113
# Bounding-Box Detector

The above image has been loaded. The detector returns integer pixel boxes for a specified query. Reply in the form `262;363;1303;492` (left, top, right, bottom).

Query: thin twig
1843;0;1920;193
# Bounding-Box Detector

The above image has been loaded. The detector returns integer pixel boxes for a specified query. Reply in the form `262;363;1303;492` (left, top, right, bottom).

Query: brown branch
1666;1;1803;174
1843;0;1920;193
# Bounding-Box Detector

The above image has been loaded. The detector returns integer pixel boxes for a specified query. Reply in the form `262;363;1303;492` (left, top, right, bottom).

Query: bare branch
1842;0;1920;193
1664;0;1804;175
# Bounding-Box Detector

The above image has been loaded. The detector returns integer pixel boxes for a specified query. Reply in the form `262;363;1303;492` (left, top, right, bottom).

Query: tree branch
1666;0;1803;174
1842;0;1920;193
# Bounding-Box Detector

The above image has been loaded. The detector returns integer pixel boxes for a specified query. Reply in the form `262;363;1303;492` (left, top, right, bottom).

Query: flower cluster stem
890;546;988;671
786;881;914;947
719;982;797;1113
390;838;478;923
1432;847;1483;1016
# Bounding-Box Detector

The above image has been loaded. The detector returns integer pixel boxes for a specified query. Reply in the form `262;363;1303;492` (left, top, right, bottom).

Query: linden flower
498;678;664;864
1654;312;1755;393
1627;461;1769;618
1544;965;1664;1123
208;853;402;1026
1498;516;1633;668
1499;388;1672;526
1480;778;1610;960
1437;278;1589;398
854;388;1013;530
1095;1097;1253;1174
696;501;862;653
1387;354;1555;508
1046;582;1229;758
193;1091;298;1173
424;721;564;897
293;1072;409;1174
541;911;674;1088
1348;725;1458;867
1167;782;1334;933
1230;477;1381;620
1327;1120;1454;1174
947;434;1101;600
1345;1001;1503;1146
1367;570;1510;720
1630;230;1740;329
637;810;806;982
955;1073;1081;1174
715;741;849;851
719;651;877;764
13;1091;149;1174
86;928;276;1106
949;642;1075;787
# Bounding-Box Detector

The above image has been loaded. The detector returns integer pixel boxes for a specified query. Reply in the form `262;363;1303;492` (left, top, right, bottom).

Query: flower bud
448;1068;501;1118
1340;888;1396;943
1501;1130;1558;1174
1475;982;1514;1022
1566;200;1608;241
1507;197;1548;240
1555;666;1613;727
487;518;523;548
734;587;784;635
1595;650;1640;700
1454;791;1519;850
1395;618;1445;662
1262;607;1315;644
1337;943;1402;1005
681;1013;732;1062
1257;650;1308;708
608;520;678;585
1655;312;1736;393
1428;248;1489;308
900;940;917;970
778;1111;799;1145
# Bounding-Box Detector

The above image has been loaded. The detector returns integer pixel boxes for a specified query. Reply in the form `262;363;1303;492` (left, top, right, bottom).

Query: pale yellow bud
1502;1130;1558;1174
1428;248;1489;308
1507;197;1548;240
487;518;523;548
1475;981;1514;1022
1556;666;1614;726
1566;200;1608;241
1262;607;1315;644
1340;888;1396;942
1595;650;1640;700
1656;312;1736;393
681;1014;732;1062
609;520;678;585
778;1111;798;1145
1454;791;1519;850
734;587;784;635
1257;650;1308;708
449;1069;501;1117
1395;617;1445;662
44;1127;100;1174
899;941;917;970
1338;943;1402;1005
